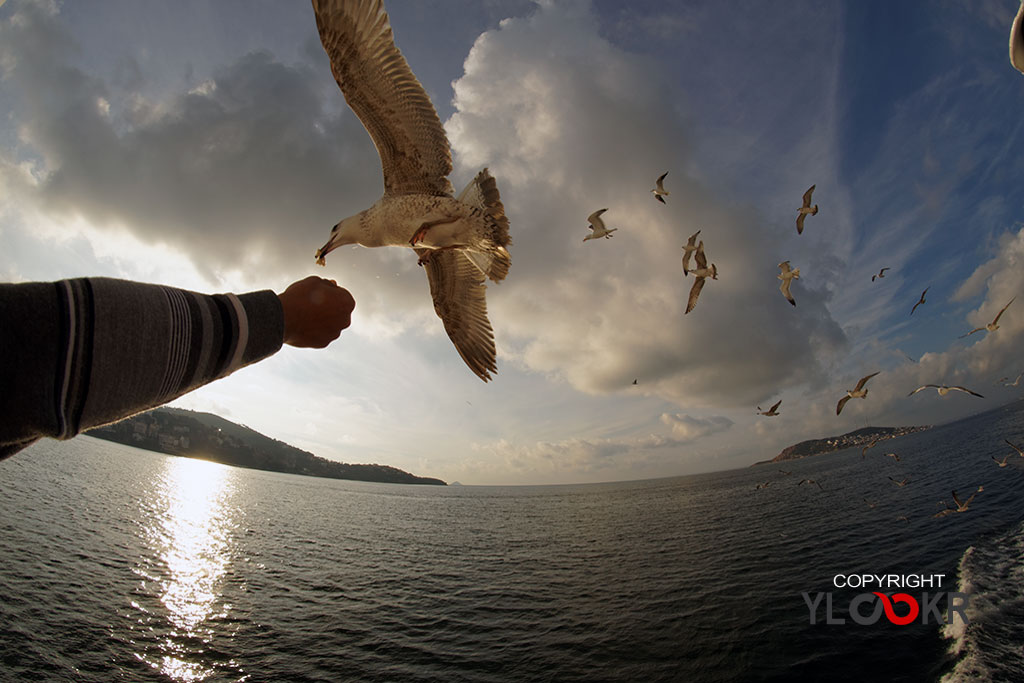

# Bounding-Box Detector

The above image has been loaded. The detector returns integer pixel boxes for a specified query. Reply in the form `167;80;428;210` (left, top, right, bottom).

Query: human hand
278;276;355;348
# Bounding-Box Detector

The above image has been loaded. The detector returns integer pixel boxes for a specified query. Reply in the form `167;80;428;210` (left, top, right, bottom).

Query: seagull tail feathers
458;168;511;282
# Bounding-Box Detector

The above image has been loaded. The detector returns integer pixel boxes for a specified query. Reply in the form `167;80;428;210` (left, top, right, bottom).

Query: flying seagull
1002;372;1023;387
910;287;929;316
864;498;877;509
884;452;901;463
652;172;669;204
755;481;773;490
795;185;818;234
837;372;880;415
798;478;824;491
959;297;1015;338
1006;439;1024;457
311;0;510;382
907;384;984;398
992;455;1010;468
933;487;983;517
1012;0;1024;74
685;242;717;314
778;261;799;306
778;469;792;476
681;230;701;275
757;400;782;416
872;267;890;282
861;439;878;459
584;209;618;241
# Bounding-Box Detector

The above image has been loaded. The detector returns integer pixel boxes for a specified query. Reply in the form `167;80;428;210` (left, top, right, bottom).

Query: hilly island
87;407;445;485
752;425;931;466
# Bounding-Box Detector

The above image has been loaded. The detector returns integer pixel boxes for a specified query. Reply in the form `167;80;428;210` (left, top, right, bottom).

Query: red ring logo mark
872;592;920;625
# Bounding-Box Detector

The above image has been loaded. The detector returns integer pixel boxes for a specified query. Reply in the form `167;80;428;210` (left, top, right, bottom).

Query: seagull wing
686;230;701;247
836;395;851;415
907;385;931;396
313;0;453;197
951;490;965;508
685;277;706;315
780;278;796;306
855;371;880;391
796;212;806;235
959;327;984;338
419;248;497;381
587;209;608;232
655;172;668;191
952;386;984;398
992;297;1015;324
770;399;782;412
802;185;815;208
880;268;890;276
1012;0;1024;74
693;242;707;270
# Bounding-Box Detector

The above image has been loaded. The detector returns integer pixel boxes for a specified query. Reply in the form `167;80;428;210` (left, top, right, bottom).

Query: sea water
2;400;1023;681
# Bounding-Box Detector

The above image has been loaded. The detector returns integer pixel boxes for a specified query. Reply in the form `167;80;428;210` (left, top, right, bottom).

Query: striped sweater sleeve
0;277;283;459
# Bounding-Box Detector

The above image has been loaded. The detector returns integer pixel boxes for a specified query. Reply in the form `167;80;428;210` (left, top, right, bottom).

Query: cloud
659;413;733;442
446;0;847;408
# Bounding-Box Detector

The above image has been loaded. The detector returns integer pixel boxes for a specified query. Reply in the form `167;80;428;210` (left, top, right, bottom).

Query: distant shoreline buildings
752;425;932;466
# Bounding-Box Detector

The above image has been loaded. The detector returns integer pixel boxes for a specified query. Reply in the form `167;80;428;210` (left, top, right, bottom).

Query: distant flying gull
778;469;792;476
888;476;909;487
757;400;782;416
311;0;510;382
777;261;799;306
796;185;818;234
836;371;880;415
992;455;1010;468
872;267;890;282
861;439;878;459
798;478;824;491
933;487;983;517
681;230;702;274
907;384;984;398
897;515;910;523
884;452;901;463
1006;439;1024;457
1002;372;1023;387
755;481;773;490
685;242;717;315
864;498;877;509
632;379;638;385
584;209;618;241
652;172;669;204
910;287;929;316
959;297;1015;338
1012;0;1024;74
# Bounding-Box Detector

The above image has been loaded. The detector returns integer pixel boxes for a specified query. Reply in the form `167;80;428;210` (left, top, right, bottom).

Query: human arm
1;276;351;459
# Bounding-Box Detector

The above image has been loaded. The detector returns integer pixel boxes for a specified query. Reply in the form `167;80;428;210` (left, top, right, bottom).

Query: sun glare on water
135;456;241;682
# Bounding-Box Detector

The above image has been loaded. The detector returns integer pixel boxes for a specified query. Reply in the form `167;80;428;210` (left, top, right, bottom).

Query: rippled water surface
3;400;1024;681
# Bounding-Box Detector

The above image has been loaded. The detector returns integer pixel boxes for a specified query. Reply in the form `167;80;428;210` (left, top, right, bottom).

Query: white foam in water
941;546;974;655
940;521;1024;682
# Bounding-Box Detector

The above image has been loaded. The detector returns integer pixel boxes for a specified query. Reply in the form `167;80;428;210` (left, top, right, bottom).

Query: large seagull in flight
311;0;511;381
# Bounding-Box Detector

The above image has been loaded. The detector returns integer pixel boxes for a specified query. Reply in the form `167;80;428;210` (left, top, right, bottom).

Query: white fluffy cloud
659;413;733;442
446;0;847;408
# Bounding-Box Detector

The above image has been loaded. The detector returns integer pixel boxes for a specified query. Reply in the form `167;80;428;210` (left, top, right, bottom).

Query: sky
2;0;1023;485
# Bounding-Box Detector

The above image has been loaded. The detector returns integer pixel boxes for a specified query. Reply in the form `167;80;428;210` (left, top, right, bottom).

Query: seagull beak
315;239;334;266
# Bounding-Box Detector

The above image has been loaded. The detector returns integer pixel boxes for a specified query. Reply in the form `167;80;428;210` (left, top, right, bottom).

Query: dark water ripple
2;399;1024;681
